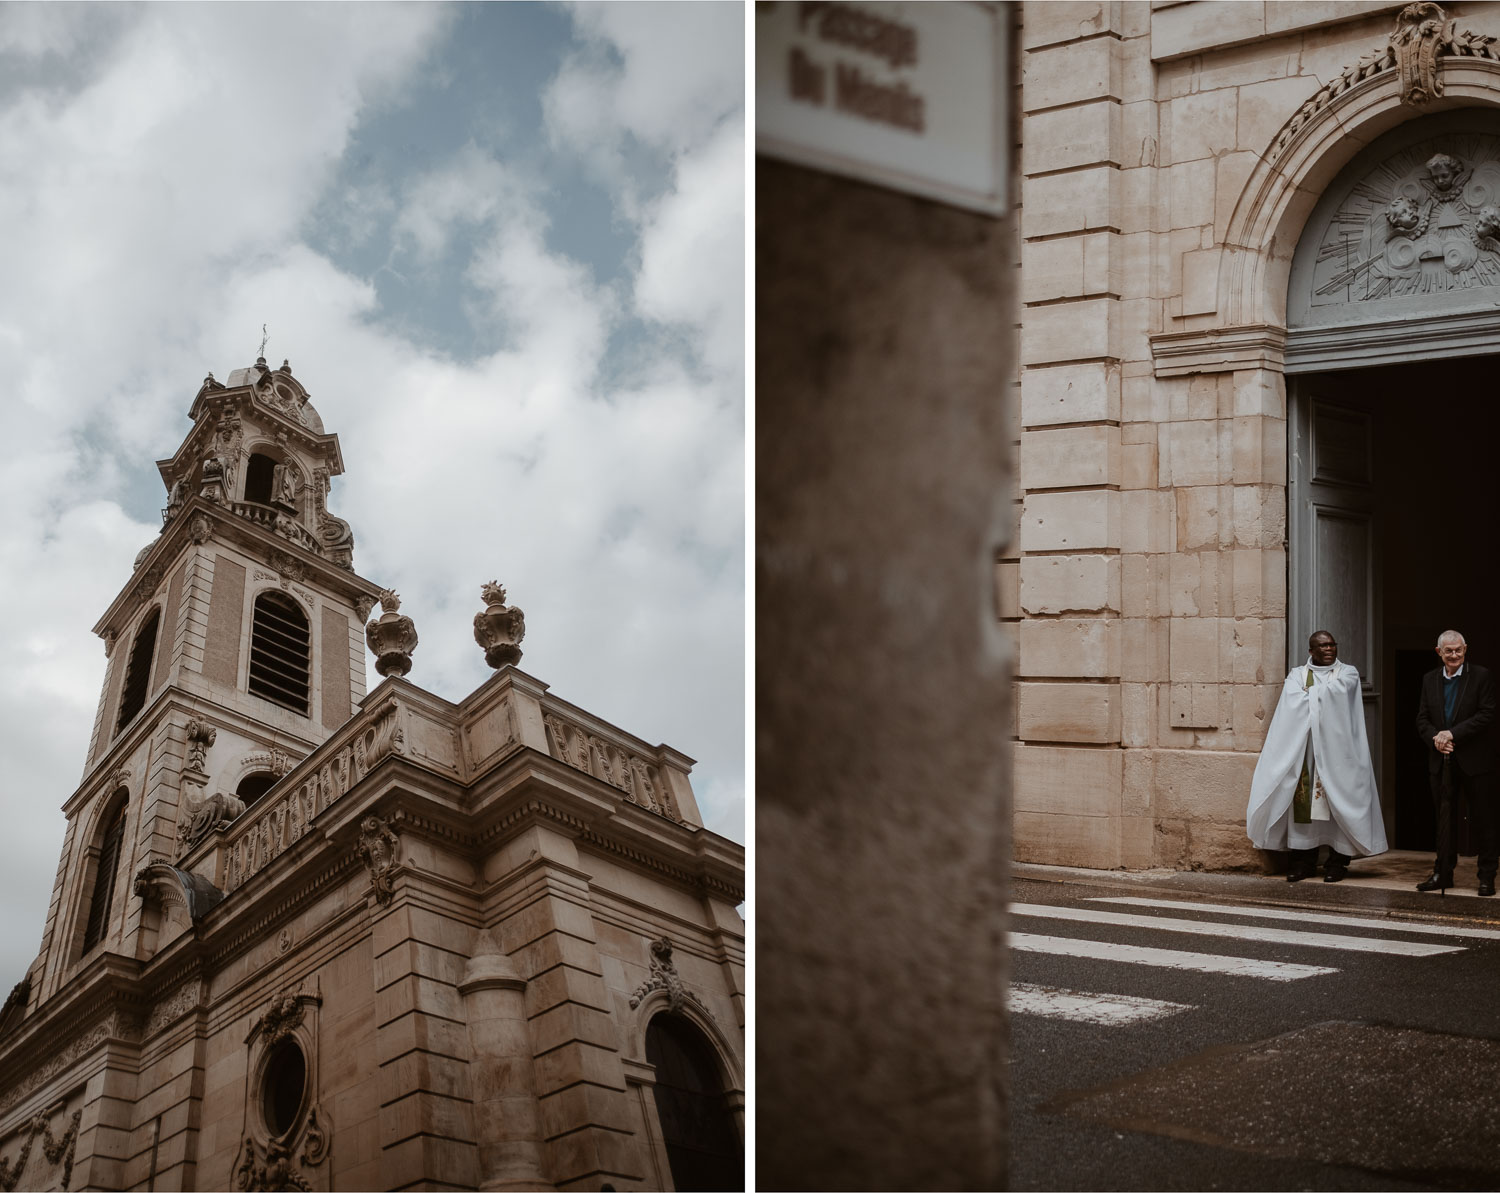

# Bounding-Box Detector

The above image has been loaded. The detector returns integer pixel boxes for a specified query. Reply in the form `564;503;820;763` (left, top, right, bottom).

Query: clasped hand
1434;729;1456;755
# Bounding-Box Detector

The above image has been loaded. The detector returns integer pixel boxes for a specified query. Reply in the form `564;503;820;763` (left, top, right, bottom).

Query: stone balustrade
541;708;682;823
213;699;405;892
229;501;320;554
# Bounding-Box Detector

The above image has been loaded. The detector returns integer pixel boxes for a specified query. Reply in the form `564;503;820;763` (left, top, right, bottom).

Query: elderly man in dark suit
1415;630;1499;895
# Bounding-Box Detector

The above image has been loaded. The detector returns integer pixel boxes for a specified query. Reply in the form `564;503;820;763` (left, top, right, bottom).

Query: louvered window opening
249;593;310;715
82;802;127;953
115;610;159;732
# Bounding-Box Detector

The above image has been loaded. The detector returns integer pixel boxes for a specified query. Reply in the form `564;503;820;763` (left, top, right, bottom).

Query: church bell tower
33;357;383;1000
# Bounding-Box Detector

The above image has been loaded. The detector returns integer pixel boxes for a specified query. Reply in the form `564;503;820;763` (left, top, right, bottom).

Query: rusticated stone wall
1008;0;1466;872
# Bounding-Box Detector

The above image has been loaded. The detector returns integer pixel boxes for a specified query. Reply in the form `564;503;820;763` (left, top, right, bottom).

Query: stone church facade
0;361;744;1190
1010;1;1500;870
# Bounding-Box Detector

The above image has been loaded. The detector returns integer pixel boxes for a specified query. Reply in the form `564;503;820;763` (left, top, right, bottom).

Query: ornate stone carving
178;792;246;852
164;478;186;525
542;713;681;822
0;1017;126;1114
269;550;306;584
200;453;228;504
254;990;305;1047
135;860;226;919
143;980;205;1037
1272;5;1499;160
188;513;212;544
473;581;525;668
353;594;377;622
235;1138;310;1192
629;936;701;1014
365;590;418;678
1307;135;1500;307
221;706;404;892
356;815;401;905
184;718;217;774
102;630;115;658
236;977;326;1191
0;1103;82;1192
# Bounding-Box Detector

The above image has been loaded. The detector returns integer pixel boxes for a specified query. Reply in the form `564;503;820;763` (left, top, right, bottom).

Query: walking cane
1439;754;1453;897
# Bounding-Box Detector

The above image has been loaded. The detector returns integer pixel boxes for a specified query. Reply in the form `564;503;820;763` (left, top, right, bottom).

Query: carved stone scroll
355;816;401;905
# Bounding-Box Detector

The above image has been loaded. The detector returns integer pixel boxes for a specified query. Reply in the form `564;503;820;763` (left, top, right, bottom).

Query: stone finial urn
473;581;525;668
366;589;418;677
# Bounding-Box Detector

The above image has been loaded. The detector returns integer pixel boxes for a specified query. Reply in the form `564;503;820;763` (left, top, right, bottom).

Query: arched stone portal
1282;109;1500;850
1015;0;1500;873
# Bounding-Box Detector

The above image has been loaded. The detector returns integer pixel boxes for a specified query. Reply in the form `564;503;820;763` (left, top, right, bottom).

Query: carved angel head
1426;152;1463;192
1385;195;1421;231
1477;205;1500;241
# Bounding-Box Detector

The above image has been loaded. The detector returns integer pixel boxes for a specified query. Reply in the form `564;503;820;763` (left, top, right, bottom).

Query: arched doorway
1285;111;1500;847
645;1012;742;1191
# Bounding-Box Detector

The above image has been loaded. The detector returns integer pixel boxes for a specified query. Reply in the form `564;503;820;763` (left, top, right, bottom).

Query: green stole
1293;666;1315;823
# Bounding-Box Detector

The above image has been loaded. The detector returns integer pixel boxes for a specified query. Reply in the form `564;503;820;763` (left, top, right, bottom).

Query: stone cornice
0;954;146;1120
1285;307;1500;372
92;495;383;642
1149;323;1287;377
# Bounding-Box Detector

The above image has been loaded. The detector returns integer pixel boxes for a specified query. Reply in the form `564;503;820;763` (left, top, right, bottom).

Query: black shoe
1324;864;1348;883
1416;873;1453;892
1479;878;1496;897
1287;865;1314;883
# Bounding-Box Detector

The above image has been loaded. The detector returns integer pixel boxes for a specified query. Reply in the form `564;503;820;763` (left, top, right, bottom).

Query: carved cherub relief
1311;136;1500;306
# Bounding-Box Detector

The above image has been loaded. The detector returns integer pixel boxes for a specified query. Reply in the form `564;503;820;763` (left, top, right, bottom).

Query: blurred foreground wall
756;137;1017;1188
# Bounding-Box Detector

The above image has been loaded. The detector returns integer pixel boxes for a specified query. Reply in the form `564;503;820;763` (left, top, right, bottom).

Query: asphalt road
1009;868;1500;1191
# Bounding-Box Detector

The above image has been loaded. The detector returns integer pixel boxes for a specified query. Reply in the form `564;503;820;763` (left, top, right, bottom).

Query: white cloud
552;2;743;156
635;113;745;379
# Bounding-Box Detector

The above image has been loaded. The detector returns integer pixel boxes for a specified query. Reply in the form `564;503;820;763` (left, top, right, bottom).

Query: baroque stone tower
0;360;745;1191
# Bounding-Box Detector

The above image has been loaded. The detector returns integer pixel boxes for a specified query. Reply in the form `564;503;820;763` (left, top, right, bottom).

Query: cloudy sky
0;2;744;985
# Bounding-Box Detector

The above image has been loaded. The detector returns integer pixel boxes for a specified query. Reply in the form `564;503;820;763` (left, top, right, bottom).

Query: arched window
81;796;128;954
115;608;160;732
244;453;277;505
248;591;310;715
645;1013;742;1192
237;772;279;806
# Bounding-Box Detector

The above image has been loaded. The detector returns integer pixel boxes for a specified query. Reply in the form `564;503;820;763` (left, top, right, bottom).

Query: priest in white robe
1246;629;1388;882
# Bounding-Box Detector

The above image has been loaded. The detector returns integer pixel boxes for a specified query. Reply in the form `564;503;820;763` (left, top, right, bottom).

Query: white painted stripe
1012;903;1463;956
1010;981;1194;1025
1091;896;1500;942
1010;932;1337;981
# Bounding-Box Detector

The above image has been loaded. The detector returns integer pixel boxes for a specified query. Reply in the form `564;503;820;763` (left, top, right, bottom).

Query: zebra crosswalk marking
1010;932;1339;980
1012;902;1464;957
1090;896;1500;942
1009;981;1193;1025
